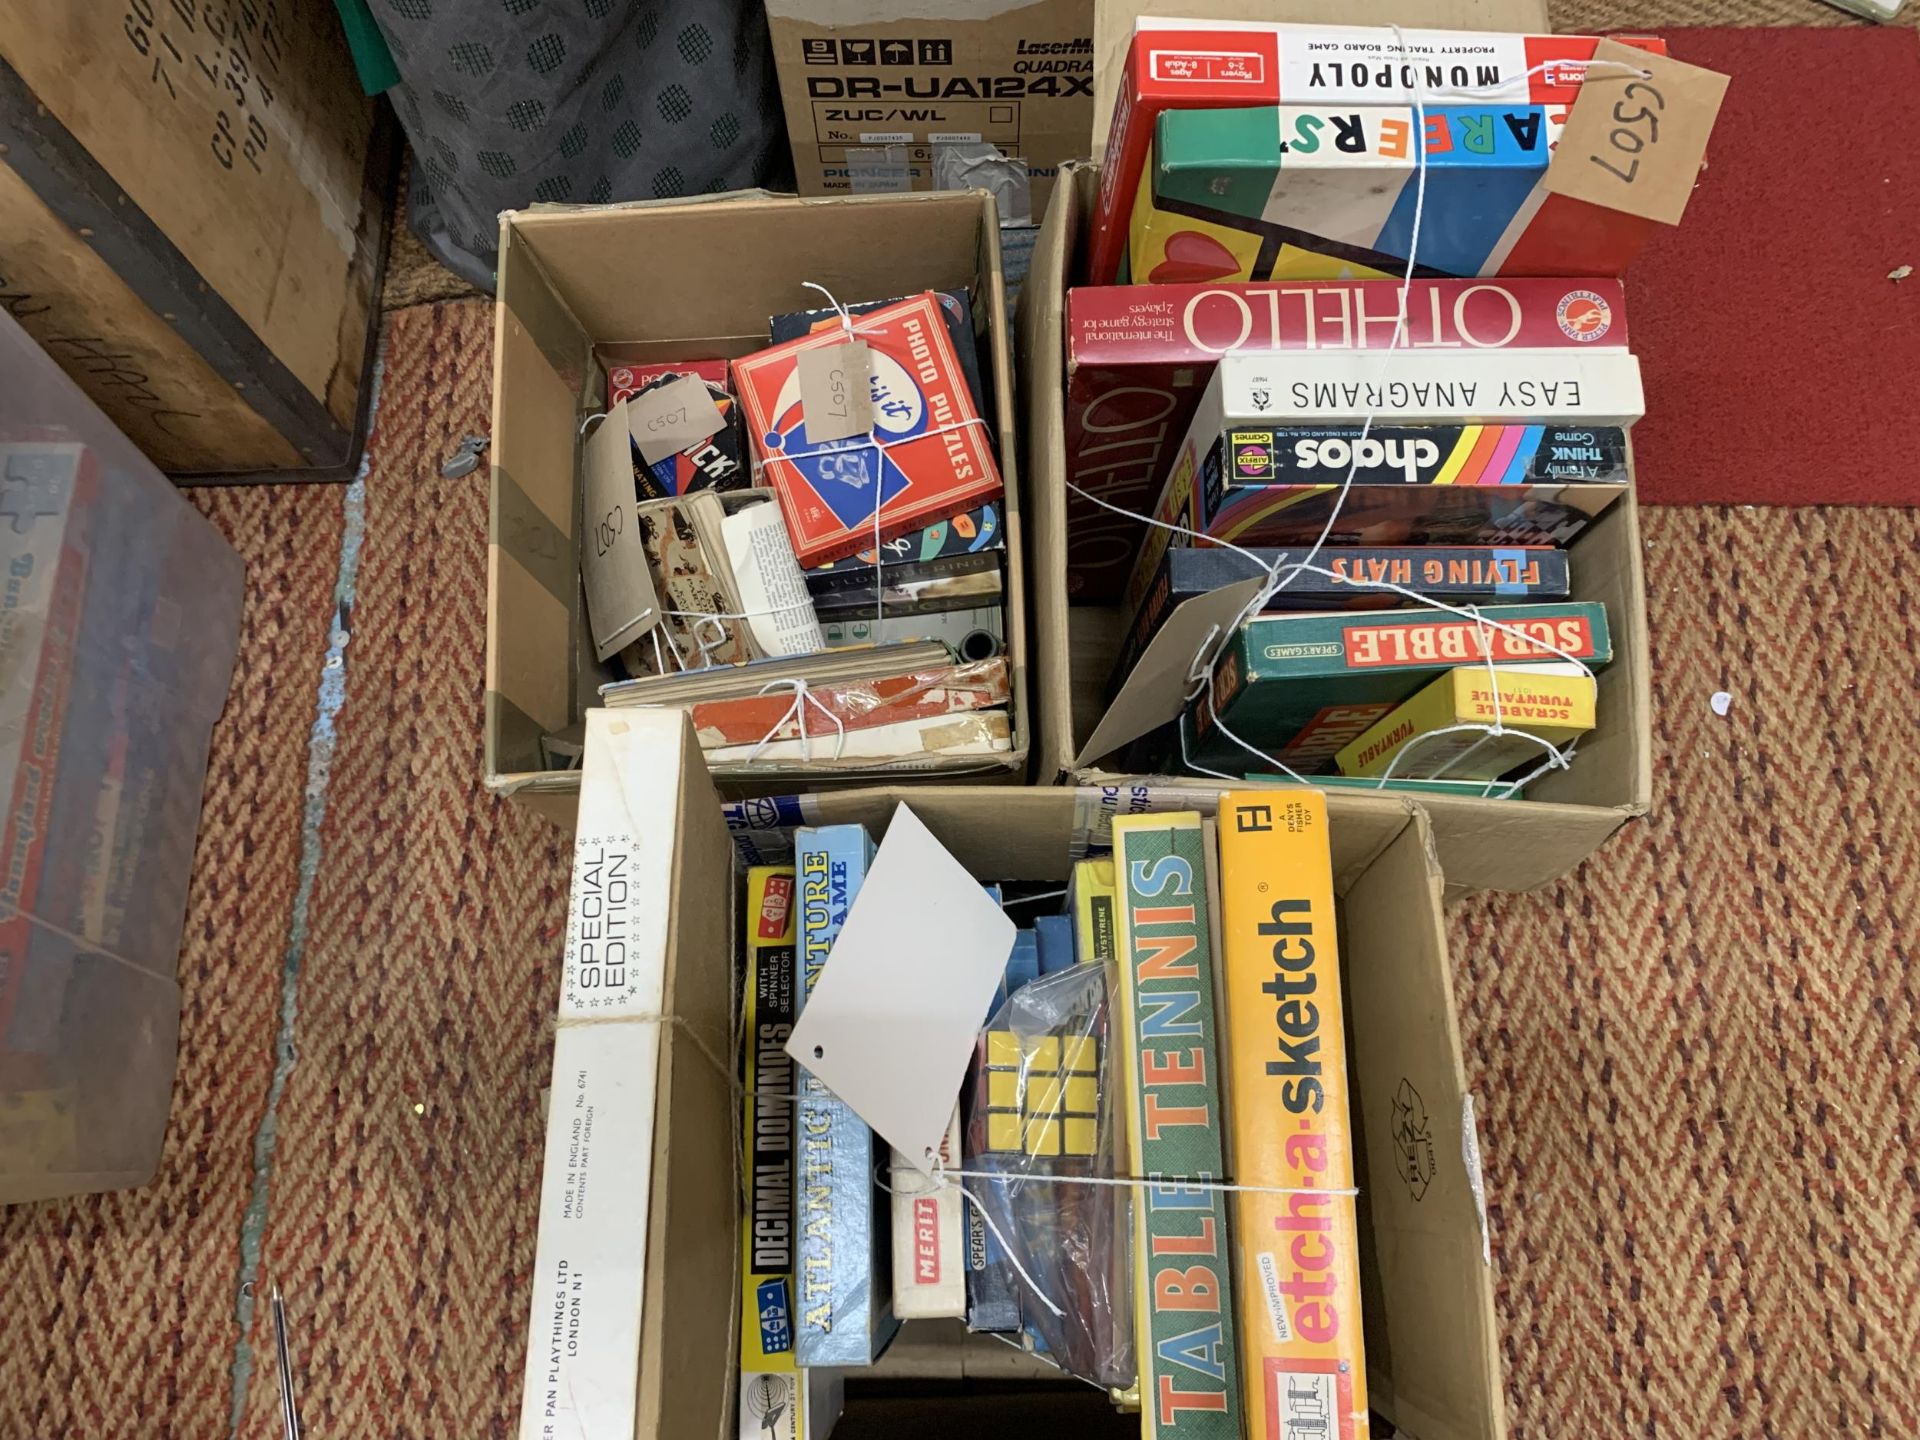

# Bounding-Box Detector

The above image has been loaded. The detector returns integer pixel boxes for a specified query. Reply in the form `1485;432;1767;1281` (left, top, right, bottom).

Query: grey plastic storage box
1;309;243;1203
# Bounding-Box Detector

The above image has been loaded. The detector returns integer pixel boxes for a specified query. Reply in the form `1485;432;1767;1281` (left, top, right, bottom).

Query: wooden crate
0;0;392;478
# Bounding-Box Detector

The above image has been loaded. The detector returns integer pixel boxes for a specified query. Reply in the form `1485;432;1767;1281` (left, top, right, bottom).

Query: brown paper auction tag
1543;38;1730;228
626;373;726;465
583;400;662;661
795;340;873;444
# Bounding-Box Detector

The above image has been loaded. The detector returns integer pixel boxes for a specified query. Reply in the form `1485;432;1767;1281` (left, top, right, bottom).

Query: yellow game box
1216;791;1368;1440
1335;663;1596;782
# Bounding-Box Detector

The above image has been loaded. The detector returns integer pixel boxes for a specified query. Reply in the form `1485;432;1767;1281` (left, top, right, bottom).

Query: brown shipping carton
486;190;1030;828
0;1;390;476
1016;166;1653;893
765;0;1094;216
519;707;1509;1440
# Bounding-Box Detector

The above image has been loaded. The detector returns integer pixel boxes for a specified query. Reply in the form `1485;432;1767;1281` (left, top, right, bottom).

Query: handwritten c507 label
795;340;874;445
1543;38;1730;228
626;373;727;465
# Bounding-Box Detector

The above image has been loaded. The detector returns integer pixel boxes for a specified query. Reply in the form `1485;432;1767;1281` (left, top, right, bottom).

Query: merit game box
1087;21;1669;285
1062;277;1627;600
736;293;1003;568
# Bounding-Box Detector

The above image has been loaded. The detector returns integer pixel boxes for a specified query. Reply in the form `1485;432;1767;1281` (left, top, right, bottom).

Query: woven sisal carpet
6;115;1920;1438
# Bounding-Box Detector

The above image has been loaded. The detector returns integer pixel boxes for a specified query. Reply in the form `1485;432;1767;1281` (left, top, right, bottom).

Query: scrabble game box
1183;600;1613;776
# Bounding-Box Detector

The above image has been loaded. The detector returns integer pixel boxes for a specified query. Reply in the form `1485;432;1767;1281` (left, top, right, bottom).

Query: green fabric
1153;106;1280;219
333;0;400;95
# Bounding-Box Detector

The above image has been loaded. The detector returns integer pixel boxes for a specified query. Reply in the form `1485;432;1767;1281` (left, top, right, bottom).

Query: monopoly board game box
1087;21;1670;284
1062;276;1627;599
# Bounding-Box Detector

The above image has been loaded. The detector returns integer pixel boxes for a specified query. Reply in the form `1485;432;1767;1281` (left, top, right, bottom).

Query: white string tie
745;678;848;762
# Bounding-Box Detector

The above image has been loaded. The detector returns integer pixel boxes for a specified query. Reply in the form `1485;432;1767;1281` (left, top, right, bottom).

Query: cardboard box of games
518;707;1509;1439
485;190;1032;831
1016;165;1653;893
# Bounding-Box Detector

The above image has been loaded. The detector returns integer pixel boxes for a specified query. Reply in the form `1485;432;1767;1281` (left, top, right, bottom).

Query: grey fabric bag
372;0;791;289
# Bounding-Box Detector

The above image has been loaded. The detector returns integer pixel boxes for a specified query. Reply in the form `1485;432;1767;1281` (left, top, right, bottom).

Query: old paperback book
1215;792;1367;1440
687;659;1009;750
1111;812;1243;1439
622;489;759;675
741;867;845;1440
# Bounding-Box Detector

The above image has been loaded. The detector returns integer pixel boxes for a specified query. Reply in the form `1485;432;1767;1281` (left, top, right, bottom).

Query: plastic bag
962;961;1135;1390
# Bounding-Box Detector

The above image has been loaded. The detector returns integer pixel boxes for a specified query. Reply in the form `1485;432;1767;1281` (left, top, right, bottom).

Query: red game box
734;293;1002;568
1087;22;1668;284
606;358;732;406
1063;276;1628;600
